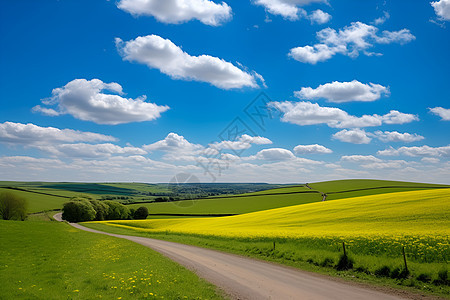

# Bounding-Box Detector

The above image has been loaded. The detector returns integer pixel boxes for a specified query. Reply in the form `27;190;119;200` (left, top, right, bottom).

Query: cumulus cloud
378;145;450;157
293;144;332;154
429;107;450;120
373;11;390;25
332;129;372;144
0;122;116;145
294;80;389;103
210;134;272;150
33;79;169;125
431;0;450;21
143;132;203;153
371;131;424;143
308;9;332;24
270;101;418;128
341;155;382;163
116;35;263;89
289;21;415;64
252;148;296;161
253;0;327;20
117;0;232;26
37;143;146;158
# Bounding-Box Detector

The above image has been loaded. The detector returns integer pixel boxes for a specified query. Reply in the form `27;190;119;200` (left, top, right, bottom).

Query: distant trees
61;197;147;222
0;191;28;220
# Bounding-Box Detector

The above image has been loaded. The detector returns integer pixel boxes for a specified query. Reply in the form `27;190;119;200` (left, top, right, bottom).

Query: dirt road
54;213;409;300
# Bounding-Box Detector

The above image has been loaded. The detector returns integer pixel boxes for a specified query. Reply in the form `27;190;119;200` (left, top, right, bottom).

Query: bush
103;201;130;220
0;191;27;220
62;200;96;222
134;206;149;219
320;257;334;268
416;273;432;283
89;200;109;221
375;265;391;277
335;254;353;271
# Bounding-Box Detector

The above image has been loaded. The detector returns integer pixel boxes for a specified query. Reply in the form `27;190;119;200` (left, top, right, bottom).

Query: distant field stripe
148;213;238;217
199;190;321;200
326;185;450;195
0;186;71;198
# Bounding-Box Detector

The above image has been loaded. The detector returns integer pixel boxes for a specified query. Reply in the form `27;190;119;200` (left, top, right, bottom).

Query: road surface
54;213;411;300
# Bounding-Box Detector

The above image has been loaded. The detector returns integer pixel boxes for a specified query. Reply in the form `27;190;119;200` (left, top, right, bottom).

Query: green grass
128;192;322;215
0;188;70;213
0;220;225;300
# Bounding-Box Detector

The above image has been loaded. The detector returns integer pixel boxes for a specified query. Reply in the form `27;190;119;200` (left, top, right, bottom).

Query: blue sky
0;0;449;183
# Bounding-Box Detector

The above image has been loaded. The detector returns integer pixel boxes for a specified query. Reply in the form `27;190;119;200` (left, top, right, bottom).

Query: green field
0;220;224;300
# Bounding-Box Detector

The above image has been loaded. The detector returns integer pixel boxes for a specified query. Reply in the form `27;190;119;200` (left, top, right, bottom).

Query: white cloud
117;0;232;26
270;101;418;128
372;131;424;143
308;9;332;24
373;11;390;25
362;160;407;170
429;107;450;120
431;0;450;21
37;143;146;158
295;80;389;103
332;128;372;144
34;79;169;125
378;145;450;157
289;21;415;64
0;122;116;145
341;155;382;163
252;148;296;161
210;134;272;150
293;144;332;154
116;35;263;89
143;132;203;153
421;157;440;164
253;0;327;20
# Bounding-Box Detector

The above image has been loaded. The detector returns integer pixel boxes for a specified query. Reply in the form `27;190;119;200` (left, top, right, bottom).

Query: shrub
89;200;109;221
62;200;96;222
375;265;391;277
433;269;449;285
0;191;28;220
134;206;149;219
335;254;353;271
416;273;432;283
320;257;334;268
103;201;130;220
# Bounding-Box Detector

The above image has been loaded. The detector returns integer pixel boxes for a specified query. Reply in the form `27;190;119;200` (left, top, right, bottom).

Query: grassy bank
0;220;225;300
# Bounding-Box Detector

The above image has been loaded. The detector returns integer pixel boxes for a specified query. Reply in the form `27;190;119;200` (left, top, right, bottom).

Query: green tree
103;201;130;220
62;200;96;222
89;200;109;221
134;206;149;219
0;191;28;220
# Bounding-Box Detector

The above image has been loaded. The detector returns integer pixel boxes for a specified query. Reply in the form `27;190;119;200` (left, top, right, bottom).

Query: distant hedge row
62;197;148;222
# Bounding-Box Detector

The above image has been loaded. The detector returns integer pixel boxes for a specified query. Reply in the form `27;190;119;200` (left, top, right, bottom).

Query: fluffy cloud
143;132;203;152
0;122;116;145
295;80;389;103
270;101;418;128
378;145;450;157
289;21;415;64
372;131;424;143
332;129;372;144
431;0;450;21
373;11;390;25
429;107;450;120
37;143;146;158
293;144;332;154
116;35;263;89
341;155;381;163
253;0;327;20
252;148;296;161
210;134;272;150
117;0;232;26
33;79;169;125
308;9;332;24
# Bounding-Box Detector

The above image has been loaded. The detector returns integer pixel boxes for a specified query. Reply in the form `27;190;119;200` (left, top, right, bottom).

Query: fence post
342;242;346;257
273;241;276;251
402;246;408;272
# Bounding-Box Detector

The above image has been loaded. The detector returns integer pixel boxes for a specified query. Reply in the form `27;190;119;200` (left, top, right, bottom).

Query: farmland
85;188;450;296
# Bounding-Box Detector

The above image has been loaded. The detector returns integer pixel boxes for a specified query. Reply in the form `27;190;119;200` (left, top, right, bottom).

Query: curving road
54;213;411;300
